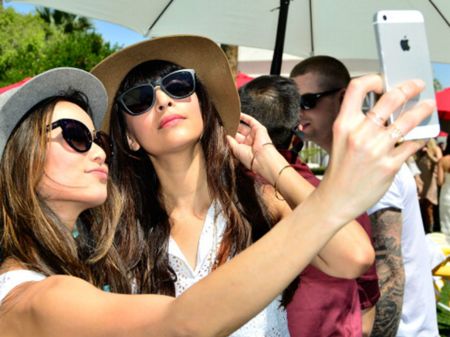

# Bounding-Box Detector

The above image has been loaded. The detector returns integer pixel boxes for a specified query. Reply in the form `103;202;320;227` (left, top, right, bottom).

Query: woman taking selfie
92;35;432;335
0;58;431;336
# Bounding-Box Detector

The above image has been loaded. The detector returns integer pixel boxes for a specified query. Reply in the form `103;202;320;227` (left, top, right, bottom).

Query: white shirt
368;164;439;337
0;270;46;304
168;201;290;337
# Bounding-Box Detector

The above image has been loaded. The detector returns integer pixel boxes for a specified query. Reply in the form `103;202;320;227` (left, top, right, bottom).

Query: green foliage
43;31;118;70
0;7;119;87
36;7;93;33
435;78;443;92
299;146;324;163
310;167;326;176
438;280;450;335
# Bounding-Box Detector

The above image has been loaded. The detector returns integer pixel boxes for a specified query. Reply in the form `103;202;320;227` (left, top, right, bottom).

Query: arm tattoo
369;207;405;337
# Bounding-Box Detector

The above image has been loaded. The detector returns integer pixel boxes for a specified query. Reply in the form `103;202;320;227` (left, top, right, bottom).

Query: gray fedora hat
0;67;107;157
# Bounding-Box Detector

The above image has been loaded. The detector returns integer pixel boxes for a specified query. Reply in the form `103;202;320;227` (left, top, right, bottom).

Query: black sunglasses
118;69;196;116
47;118;112;161
299;88;343;110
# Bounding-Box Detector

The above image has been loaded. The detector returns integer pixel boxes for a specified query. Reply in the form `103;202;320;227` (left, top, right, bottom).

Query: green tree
0;7;119;87
37;7;93;33
435;78;443;92
0;8;49;85
44;30;118;70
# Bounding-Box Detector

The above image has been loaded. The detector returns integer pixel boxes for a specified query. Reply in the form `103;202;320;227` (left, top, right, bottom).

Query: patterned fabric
0;270;46;304
168;201;290;337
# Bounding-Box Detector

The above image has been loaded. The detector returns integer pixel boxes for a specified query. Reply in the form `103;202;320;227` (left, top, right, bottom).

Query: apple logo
400;36;410;51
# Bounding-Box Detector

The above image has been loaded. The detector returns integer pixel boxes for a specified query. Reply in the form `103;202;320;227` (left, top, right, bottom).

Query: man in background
290;55;438;337
239;75;379;337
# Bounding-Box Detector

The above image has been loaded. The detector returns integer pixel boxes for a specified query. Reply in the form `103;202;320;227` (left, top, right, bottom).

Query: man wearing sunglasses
240;74;379;337
290;56;439;337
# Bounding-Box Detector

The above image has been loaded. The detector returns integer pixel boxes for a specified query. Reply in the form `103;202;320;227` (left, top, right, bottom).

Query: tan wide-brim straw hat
91;35;240;136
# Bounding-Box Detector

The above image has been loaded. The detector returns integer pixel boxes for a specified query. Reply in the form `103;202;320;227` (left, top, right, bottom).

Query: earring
126;134;140;151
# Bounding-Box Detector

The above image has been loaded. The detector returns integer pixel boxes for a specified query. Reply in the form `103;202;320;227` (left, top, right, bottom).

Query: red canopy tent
235;72;253;89
437;88;450;133
0;78;32;94
437;88;450;119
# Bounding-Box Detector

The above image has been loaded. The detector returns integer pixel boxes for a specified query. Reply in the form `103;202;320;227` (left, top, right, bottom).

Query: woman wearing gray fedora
90;35;432;336
0;63;431;336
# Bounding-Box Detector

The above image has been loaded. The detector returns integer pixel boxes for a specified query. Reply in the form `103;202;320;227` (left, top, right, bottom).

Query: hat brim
91;35;240;136
0;67;107;156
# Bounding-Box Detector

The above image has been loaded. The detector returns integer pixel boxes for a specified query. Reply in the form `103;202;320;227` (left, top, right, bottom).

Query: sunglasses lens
162;70;195;98
121;86;155;115
300;94;316;110
61;120;92;152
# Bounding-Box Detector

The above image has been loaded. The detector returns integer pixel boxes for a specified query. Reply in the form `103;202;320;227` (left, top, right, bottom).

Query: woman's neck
46;201;80;231
150;144;212;216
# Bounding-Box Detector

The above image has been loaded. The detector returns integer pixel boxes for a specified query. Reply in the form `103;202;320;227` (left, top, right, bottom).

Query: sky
4;2;450;89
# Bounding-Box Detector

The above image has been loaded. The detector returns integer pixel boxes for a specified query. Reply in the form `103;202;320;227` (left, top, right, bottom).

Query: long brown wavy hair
0;92;130;293
109;61;275;296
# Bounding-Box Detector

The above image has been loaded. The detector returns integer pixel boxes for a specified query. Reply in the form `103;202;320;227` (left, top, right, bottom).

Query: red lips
159;114;186;129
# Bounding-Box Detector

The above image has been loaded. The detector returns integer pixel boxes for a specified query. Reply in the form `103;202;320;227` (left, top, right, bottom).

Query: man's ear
126;133;140;151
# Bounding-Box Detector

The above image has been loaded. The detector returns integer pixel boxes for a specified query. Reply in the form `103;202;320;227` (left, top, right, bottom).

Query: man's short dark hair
239;75;300;149
290;55;351;91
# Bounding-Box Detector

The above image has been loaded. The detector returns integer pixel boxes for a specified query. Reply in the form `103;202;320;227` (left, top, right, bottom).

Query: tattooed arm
369;207;404;337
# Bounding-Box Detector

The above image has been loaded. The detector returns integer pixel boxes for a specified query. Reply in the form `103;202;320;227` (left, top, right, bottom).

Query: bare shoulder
1;274;96;315
439;155;450;171
0;274;110;337
0;272;178;337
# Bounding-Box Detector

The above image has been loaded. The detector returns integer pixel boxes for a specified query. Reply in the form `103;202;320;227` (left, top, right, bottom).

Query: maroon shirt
279;149;380;337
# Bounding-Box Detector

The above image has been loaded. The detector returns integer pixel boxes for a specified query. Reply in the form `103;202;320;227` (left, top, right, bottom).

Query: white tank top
0;270;46;304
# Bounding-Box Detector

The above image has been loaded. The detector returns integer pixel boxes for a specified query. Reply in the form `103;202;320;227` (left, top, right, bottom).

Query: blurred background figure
438;134;450;241
406;155;424;196
417;138;443;233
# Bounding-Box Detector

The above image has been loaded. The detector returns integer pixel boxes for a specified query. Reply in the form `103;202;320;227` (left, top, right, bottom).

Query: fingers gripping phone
374;10;440;140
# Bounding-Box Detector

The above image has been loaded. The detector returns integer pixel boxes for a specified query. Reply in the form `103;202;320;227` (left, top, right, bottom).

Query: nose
154;87;173;112
91;142;107;165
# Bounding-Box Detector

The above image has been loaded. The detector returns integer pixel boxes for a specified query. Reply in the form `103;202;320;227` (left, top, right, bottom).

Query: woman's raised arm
1;75;433;337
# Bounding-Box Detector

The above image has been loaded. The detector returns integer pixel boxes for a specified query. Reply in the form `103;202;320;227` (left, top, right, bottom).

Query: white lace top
168;201;290;337
0;270;46;304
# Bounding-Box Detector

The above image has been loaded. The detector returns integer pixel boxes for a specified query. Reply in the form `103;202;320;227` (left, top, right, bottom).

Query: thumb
226;135;238;154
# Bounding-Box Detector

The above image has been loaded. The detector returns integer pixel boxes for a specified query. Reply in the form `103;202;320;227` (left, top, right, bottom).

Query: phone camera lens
383;15;387;21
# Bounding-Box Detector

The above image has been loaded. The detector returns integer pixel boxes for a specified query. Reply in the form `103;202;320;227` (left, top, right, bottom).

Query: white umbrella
8;0;450;72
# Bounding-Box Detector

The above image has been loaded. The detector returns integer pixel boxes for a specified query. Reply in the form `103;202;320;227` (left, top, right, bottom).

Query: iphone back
374;10;439;140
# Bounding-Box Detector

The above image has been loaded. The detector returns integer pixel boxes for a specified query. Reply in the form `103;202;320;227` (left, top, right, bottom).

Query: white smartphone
373;10;440;140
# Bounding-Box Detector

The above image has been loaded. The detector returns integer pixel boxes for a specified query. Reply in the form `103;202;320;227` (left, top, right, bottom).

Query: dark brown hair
109;60;275;295
290;55;351;91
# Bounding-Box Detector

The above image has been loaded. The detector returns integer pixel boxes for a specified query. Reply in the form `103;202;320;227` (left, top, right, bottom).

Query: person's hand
315;74;433;223
226;113;271;167
227;113;289;183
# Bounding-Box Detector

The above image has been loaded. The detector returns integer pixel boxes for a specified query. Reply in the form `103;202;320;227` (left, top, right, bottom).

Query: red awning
0;78;32;94
437;88;450;121
235;72;253;88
